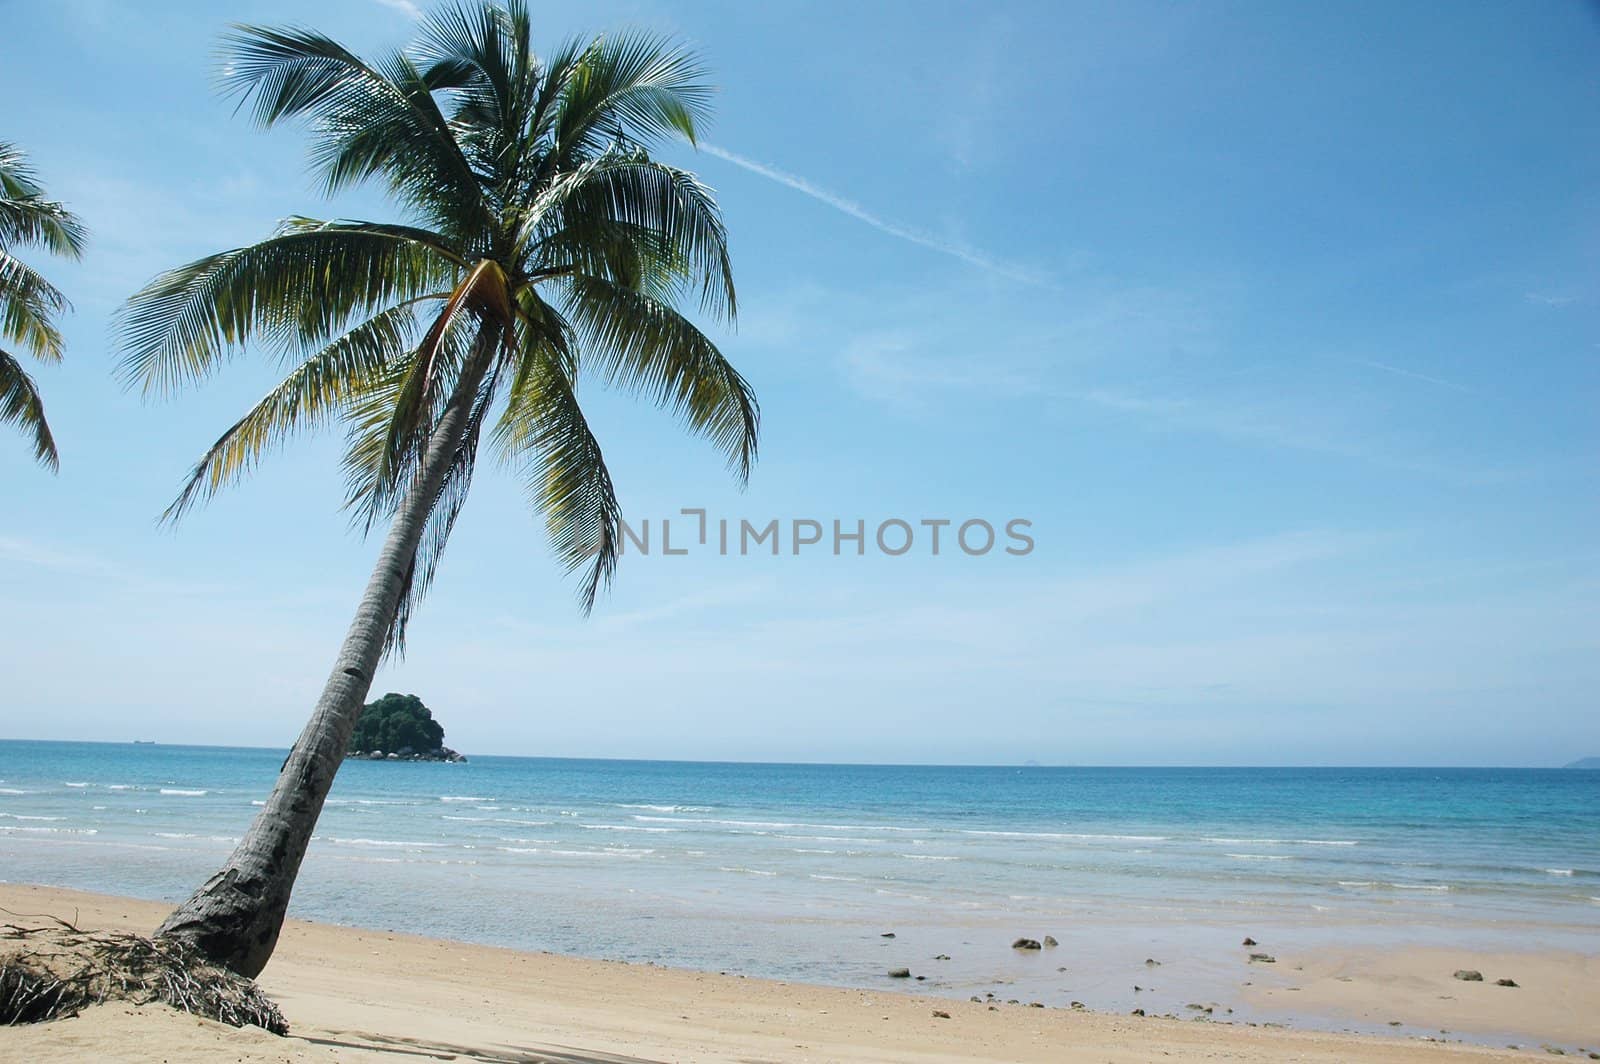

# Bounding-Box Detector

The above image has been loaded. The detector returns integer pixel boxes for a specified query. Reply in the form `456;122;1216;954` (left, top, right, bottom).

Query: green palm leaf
0;346;57;469
562;272;757;482
119;221;460;395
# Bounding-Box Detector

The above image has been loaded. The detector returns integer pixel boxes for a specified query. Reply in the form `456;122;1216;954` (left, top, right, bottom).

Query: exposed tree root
0;912;287;1034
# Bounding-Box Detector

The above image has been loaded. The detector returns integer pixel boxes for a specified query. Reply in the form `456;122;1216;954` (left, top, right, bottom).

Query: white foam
63;782;90;788
635;815;923;833
963;829;1170;842
1545;869;1575;876
718;866;778;877
439;796;493;802
321;837;447;848
617;804;715;813
0;814;63;821
1204;837;1356;846
579;824;678;833
898;853;959;860
0;788;29;795
1226;853;1294;861
160;788;207;796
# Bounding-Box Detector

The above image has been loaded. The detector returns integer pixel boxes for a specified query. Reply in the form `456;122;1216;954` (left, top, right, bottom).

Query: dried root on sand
0;913;287;1033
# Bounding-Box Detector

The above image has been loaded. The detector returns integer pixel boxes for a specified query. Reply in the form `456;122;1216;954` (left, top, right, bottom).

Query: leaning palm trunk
154;341;496;977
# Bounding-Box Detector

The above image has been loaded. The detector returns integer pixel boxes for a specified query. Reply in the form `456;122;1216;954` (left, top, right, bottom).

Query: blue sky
2;0;1596;765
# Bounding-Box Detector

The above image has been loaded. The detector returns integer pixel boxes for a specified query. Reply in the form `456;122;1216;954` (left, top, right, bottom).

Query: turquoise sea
2;740;1597;1034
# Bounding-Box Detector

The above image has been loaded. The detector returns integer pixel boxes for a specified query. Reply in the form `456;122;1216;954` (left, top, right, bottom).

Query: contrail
699;144;1051;288
1353;359;1476;395
373;0;422;18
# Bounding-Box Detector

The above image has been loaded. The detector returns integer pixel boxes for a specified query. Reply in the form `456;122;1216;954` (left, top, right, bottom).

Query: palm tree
118;0;757;978
1;142;87;469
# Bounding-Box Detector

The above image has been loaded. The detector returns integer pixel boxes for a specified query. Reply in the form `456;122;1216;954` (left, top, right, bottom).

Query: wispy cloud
1524;292;1579;307
1351;358;1476;395
699;144;1051;288
373;0;422;18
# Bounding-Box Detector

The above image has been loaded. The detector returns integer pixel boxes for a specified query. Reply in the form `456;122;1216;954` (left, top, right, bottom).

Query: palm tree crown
119;0;757;644
1;142;87;470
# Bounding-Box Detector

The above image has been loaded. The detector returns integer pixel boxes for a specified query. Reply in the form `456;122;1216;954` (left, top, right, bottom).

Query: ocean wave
579;824;679;833
898;853;959;861
1544;869;1575;876
319;836;448;848
718;866;778;876
1338;880;1449;892
774;834;880;845
497;846;643;858
0;825;97;835
635;815;923;833
962;829;1170;842
0;813;64;821
808;873;859;881
1225;853;1294;861
617;804;716;813
0;788;30;795
63;782;90;788
159;788;207;797
790;848;837;855
1203;837;1357;846
439;796;494;802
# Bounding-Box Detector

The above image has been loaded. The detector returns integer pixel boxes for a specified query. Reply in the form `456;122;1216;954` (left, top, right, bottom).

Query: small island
346;693;466;763
1563;756;1600;770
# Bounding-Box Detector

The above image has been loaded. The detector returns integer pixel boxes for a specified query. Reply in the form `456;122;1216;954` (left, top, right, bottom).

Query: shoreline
3;883;1595;1062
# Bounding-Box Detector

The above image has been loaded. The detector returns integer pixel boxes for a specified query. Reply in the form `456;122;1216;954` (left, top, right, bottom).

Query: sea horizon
1;736;1586;771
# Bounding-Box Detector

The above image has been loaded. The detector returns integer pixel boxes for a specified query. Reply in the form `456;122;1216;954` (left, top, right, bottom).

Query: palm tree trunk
153;335;499;978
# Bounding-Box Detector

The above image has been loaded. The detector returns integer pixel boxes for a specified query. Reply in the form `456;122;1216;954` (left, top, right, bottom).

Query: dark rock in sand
915;975;926;981
969;995;982;1003
1453;970;1483;982
1012;938;1042;950
1242;937;1257;947
881;932;896;938
1043;935;1059;947
888;968;911;978
1249;953;1276;964
1496;978;1518;987
1145;958;1161;966
1070;1001;1085;1010
1028;1001;1044;1008
1131;1008;1146;1016
932;1009;951;1019
934;954;950;961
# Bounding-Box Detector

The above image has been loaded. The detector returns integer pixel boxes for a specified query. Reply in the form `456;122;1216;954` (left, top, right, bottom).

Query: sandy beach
3;883;1595;1063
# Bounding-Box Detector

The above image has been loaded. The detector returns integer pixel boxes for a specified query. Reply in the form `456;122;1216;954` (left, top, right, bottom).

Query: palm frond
493;331;620;613
164;300;434;521
563;273;757;482
537;155;735;318
219;25;489;239
0;250;70;360
552;32;713;163
0;143;88;258
117;220;459;395
0;345;57;470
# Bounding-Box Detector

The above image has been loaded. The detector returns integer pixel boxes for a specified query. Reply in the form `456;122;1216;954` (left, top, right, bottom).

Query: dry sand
2;883;1595;1063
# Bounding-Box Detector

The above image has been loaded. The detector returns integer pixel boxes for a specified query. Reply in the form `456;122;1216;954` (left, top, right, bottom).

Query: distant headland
345;693;466;763
1563;756;1600;770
